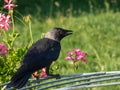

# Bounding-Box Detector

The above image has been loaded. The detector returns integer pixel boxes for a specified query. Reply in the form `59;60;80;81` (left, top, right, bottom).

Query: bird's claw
55;74;61;79
48;74;61;79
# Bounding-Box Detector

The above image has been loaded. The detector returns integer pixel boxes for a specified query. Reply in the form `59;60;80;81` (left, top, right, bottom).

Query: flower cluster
32;68;47;78
4;0;16;11
0;42;8;56
65;48;88;63
0;0;16;31
0;13;11;30
0;0;16;56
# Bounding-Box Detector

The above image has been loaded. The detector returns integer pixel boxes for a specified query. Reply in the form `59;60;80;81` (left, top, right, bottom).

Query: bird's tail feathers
7;72;31;89
7;65;32;89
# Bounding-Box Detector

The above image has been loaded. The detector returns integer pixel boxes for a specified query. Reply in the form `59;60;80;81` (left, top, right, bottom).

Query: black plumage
7;27;73;89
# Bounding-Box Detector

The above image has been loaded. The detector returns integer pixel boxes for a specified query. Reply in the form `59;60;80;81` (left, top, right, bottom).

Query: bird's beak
65;30;73;36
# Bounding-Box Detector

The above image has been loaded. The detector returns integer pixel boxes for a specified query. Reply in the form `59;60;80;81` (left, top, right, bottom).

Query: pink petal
0;43;8;56
75;50;88;57
41;68;46;72
3;5;8;9
65;56;71;60
80;58;88;63
70;55;75;60
9;0;13;3
0;42;4;46
74;48;81;52
67;51;74;56
39;68;47;78
75;56;82;60
4;0;9;3
10;4;16;7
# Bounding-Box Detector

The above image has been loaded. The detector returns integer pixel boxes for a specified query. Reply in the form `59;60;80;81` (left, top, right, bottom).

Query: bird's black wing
22;38;61;71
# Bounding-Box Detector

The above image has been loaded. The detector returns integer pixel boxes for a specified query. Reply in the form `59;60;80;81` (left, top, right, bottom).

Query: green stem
29;21;33;44
49;0;53;18
10;35;17;50
74;63;77;71
11;12;15;33
3;30;7;40
2;30;10;49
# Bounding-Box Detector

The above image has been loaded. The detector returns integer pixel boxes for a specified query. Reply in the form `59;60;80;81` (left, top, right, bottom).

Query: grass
1;11;120;89
15;11;120;72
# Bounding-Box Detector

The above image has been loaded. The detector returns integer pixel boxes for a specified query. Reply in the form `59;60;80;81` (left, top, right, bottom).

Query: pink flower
75;48;87;57
0;13;11;30
67;51;74;56
65;48;88;63
4;0;17;11
32;68;47;78
39;68;47;78
65;56;71;60
0;42;8;56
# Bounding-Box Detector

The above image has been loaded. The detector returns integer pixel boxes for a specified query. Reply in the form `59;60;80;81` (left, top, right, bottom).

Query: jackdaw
7;27;73;89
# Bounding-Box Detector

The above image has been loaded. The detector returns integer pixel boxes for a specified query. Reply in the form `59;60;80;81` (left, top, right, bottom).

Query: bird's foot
48;74;61;79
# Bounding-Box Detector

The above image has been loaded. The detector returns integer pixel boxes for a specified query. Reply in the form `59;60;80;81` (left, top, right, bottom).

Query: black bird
7;27;73;89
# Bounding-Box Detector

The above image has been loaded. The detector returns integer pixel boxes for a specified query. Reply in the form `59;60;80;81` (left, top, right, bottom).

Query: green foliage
0;47;27;83
14;0;120;19
0;1;120;90
0;5;33;84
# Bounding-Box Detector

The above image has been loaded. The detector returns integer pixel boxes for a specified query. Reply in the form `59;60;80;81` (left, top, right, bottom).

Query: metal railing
1;71;120;90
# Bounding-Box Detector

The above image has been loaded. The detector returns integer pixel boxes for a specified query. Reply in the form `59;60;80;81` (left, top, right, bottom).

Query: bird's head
45;28;73;41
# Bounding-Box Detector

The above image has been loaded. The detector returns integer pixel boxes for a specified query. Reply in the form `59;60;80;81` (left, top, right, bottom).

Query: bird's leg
46;66;61;79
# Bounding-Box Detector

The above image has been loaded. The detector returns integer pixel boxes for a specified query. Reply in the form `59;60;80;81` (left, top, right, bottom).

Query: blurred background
0;0;120;89
1;0;120;18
